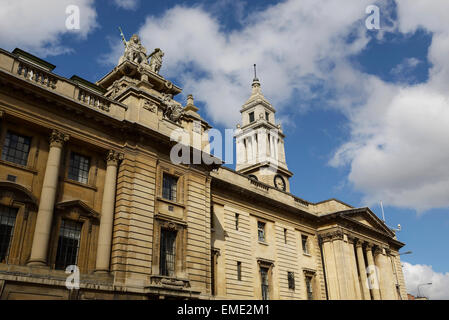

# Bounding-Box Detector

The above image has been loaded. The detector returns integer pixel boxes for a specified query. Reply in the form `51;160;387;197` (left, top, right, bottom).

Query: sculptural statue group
116;28;185;124
118;28;164;74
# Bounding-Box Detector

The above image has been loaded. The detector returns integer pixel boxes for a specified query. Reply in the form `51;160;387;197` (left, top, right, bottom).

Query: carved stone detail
143;101;157;113
106;150;124;166
320;229;345;243
161;93;184;123
49;130;69;148
150;275;190;289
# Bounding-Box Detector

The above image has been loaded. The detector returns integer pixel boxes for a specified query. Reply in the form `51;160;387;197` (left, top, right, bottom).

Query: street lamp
417;282;432;298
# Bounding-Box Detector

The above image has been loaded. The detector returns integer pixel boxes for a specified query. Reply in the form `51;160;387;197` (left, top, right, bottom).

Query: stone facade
0;39;407;300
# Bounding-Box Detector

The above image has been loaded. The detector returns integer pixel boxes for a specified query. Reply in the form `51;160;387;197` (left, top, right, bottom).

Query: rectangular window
162;174;178;202
237;261;242;281
1;131;31;166
160;229;177;276
260;267;269;300
302;235;309;254
249;112;255;123
55;219;82;270
235;213;239;231
265;112;269;121
288;272;295;290
68;152;90;184
210;206;214;229
284;228;287;244
258;221;266;242
305;276;314;300
0;205;18;263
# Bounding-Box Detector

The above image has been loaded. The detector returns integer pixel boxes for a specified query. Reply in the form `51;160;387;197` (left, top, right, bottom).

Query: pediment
337;208;394;237
55;200;100;220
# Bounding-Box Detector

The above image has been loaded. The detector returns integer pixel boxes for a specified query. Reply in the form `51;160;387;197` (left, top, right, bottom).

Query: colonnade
321;230;399;300
27;129;122;273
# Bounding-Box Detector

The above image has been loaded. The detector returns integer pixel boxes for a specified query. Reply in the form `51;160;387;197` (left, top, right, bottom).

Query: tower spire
251;64;261;92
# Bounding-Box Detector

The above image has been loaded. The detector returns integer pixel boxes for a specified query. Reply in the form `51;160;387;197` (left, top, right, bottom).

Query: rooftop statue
148;48;164;74
118;27;164;74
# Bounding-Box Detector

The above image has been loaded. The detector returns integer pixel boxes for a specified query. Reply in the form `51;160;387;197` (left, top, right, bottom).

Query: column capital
320;229;344;243
365;242;374;250
49;130;69;148
347;234;356;244
373;246;383;257
354;238;364;248
106;150;124;166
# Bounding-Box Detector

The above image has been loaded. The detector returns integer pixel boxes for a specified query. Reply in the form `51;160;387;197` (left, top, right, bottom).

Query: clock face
274;175;286;191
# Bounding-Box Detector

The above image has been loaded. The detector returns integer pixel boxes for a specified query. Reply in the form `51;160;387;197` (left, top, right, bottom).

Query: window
305;276;314;300
1;131;31;166
302;235;309;254
258;221;266;242
162;174;178;202
210;206;214;229
237;261;242;281
160;229;176;276
55;219;82;270
265;112;270;121
249;112;255;123
235;213;239;231
68;152;90;184
260;267;269;300
0;205;18;263
288;272;295;290
284;228;288;244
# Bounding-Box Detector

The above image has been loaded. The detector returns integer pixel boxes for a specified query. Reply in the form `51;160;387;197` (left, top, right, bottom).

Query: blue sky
1;0;449;299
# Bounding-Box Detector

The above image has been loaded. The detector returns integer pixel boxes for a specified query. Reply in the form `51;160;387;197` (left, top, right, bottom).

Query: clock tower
235;67;293;192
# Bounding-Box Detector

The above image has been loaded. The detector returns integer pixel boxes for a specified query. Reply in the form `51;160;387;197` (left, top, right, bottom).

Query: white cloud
105;0;374;127
113;0;139;10
102;0;449;212
390;57;421;76
403;262;449;300
0;0;98;56
330;0;449;212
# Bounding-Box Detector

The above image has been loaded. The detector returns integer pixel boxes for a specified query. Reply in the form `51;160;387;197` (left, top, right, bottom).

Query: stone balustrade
77;88;110;112
17;62;57;89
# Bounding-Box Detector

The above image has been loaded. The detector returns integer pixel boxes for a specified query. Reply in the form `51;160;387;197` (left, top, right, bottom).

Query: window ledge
258;240;269;246
303;253;312;257
0;159;37;174
64;178;97;191
157;196;185;208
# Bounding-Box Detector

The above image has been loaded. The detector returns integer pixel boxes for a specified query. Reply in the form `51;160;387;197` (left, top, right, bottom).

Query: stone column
347;237;362;299
375;248;396;300
365;244;381;300
28;130;69;266
333;233;351;299
320;233;340;300
95;150;123;273
355;241;371;300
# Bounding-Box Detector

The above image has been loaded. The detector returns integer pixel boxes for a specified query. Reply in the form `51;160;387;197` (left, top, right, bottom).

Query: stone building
0;36;407;300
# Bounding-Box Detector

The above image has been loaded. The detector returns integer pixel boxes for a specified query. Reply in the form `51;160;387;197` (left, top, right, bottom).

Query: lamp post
417;282;432;298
